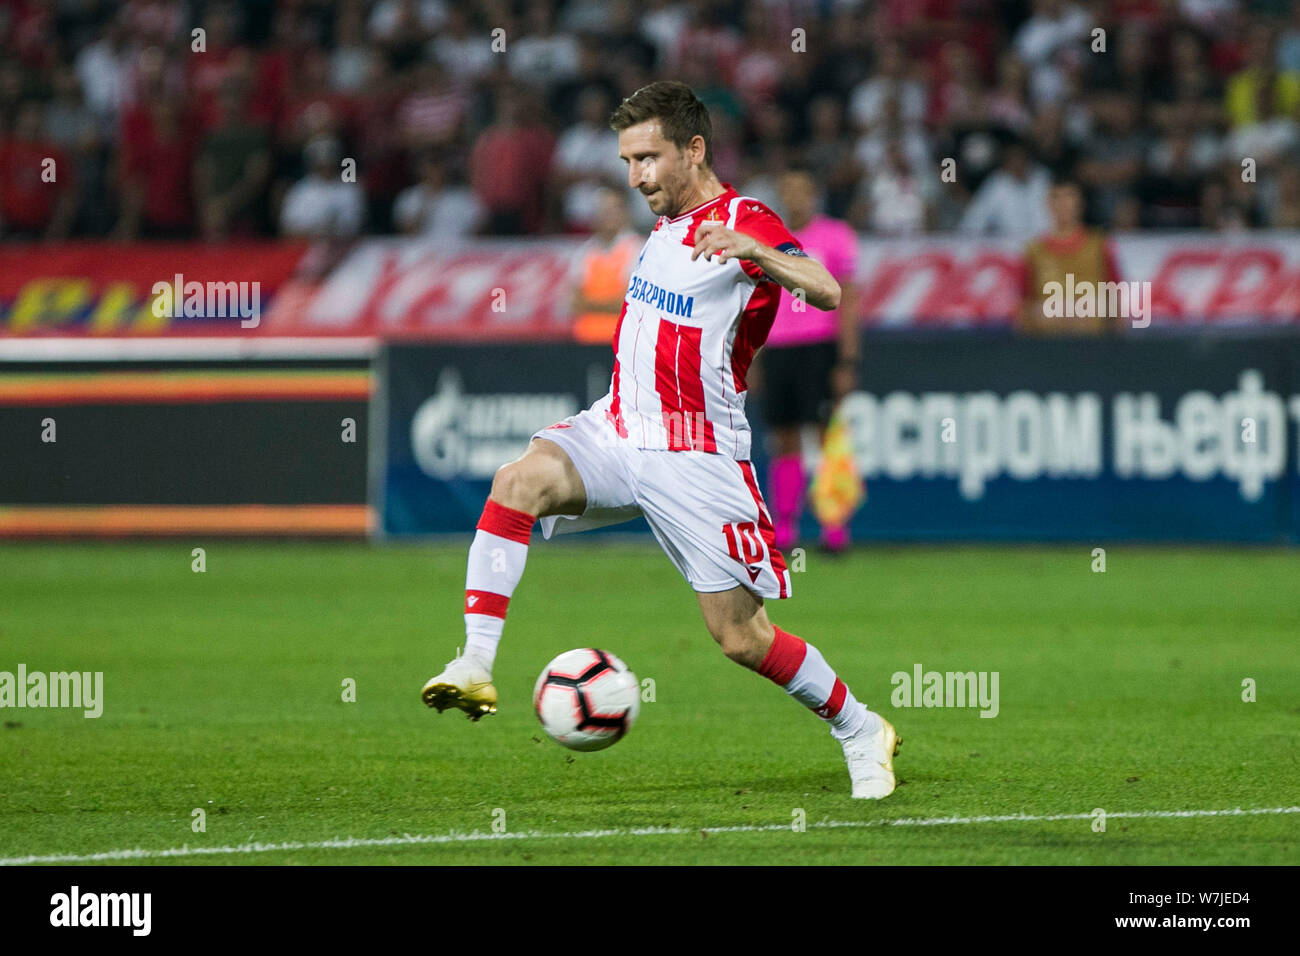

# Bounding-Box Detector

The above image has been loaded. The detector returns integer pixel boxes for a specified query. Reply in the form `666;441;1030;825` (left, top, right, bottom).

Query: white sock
758;626;874;739
462;499;533;671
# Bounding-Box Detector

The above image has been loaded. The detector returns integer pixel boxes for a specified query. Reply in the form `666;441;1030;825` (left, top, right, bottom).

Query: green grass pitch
0;541;1296;865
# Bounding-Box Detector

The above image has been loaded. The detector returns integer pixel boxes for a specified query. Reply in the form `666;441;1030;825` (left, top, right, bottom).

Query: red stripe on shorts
737;460;789;597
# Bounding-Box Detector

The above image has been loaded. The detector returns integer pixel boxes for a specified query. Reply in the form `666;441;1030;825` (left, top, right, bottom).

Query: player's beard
642;186;665;215
650;170;713;219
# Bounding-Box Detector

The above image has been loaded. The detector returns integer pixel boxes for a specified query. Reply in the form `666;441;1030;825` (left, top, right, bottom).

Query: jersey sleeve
732;199;807;282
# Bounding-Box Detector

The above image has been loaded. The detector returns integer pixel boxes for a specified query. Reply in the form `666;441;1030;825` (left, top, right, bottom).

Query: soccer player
758;168;860;553
421;81;900;799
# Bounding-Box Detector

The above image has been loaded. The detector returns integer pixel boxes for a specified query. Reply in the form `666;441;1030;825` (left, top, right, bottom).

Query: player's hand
690;221;759;264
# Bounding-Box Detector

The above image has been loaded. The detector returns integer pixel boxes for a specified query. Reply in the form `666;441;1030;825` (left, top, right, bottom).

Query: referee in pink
758;168;861;553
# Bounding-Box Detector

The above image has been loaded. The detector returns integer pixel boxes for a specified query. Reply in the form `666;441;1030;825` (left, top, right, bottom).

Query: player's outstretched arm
691;221;842;311
749;243;842;311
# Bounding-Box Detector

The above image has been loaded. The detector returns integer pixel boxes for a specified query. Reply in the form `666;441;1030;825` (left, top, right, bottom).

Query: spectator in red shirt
469;86;556;235
7;0;59;72
0;101;78;239
114;95;196;239
187;2;242;120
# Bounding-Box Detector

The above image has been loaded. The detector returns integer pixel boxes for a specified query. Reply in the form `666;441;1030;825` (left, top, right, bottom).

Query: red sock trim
758;626;807;686
477;499;534;544
815;678;848;719
465;590;509;619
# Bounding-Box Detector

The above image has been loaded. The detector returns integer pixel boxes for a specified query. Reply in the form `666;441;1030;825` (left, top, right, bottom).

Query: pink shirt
764;214;858;348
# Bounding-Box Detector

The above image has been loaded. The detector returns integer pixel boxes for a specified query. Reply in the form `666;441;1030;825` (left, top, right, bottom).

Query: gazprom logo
628;275;694;318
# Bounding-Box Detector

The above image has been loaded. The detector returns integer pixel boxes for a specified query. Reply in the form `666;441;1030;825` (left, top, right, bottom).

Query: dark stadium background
5;0;1297;239
3;0;1300;540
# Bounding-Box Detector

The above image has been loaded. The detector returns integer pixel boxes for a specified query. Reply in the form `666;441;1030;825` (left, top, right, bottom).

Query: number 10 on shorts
723;521;767;567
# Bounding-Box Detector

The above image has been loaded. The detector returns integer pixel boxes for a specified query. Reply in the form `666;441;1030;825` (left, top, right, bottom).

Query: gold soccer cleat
841;715;902;799
421;656;498;721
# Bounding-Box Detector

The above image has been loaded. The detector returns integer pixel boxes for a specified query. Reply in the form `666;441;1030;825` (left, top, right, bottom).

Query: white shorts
532;402;792;599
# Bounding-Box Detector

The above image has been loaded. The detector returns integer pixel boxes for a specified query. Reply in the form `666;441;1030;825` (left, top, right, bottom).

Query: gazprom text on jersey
628;276;694;318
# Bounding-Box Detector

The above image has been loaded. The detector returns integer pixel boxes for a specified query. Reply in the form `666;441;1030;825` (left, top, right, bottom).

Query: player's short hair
609;80;713;169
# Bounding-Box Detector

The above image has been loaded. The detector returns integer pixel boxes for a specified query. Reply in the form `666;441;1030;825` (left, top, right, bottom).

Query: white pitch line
2;805;1295;866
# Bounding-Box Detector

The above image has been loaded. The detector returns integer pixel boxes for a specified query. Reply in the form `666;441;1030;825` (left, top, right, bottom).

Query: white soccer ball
533;648;641;751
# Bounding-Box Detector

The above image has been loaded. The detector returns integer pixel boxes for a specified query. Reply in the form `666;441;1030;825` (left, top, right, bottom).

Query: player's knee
490;460;544;515
713;623;764;668
704;617;734;652
718;634;749;665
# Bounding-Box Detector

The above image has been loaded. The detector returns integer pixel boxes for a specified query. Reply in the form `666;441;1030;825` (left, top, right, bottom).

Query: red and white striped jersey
600;182;807;460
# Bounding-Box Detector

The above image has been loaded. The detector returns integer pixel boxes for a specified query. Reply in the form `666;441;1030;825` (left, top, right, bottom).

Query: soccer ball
533;648;641;751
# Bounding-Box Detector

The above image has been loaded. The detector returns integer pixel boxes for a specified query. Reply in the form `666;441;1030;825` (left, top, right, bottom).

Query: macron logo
466;596;479;607
50;886;151;936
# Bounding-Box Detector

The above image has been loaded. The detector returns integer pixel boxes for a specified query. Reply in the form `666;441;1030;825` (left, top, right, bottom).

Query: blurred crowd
3;0;1300;242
